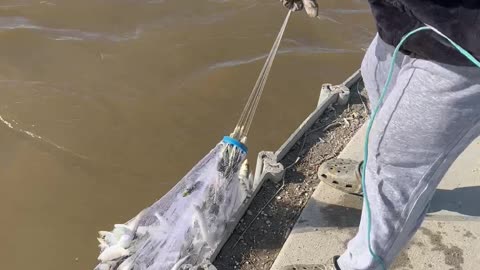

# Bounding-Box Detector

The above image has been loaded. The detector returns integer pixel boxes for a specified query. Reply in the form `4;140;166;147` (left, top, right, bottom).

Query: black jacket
369;0;480;66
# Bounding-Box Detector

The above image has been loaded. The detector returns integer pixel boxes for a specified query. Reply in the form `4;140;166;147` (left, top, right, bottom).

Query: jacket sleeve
399;0;480;56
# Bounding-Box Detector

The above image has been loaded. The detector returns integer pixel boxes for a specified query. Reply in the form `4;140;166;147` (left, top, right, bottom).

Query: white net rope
95;141;250;270
231;10;291;141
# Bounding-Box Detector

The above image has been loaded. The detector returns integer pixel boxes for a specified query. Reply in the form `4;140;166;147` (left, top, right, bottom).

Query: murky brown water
0;1;374;269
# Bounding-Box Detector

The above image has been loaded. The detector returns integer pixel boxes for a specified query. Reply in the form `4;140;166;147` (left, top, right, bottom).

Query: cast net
94;10;291;270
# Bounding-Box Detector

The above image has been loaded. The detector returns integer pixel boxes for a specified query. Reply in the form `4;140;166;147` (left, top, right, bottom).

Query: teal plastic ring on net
222;136;248;153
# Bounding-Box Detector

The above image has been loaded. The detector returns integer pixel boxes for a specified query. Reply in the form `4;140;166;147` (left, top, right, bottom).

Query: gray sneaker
318;158;363;196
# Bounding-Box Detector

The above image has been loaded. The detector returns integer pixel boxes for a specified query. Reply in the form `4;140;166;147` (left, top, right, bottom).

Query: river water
0;0;374;269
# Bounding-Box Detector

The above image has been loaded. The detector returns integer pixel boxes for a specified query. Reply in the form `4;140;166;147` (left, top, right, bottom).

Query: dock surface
271;124;480;270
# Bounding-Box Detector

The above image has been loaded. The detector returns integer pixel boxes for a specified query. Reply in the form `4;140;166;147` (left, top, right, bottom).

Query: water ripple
0;16;142;42
209;46;358;70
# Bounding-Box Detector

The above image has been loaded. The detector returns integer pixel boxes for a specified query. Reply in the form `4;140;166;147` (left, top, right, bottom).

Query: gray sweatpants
337;35;480;270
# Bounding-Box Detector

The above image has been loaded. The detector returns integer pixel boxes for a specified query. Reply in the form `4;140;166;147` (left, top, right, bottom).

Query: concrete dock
271;124;480;270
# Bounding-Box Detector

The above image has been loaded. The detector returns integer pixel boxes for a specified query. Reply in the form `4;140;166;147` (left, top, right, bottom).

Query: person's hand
280;0;318;17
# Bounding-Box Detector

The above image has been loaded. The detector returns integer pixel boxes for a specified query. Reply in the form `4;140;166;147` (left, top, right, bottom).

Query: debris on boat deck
214;80;369;270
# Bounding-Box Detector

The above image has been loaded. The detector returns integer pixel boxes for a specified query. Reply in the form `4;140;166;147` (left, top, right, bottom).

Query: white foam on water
0;114;90;160
208;46;358;70
0;16;143;42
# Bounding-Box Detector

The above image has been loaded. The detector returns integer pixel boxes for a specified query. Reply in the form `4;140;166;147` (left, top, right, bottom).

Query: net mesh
95;141;250;270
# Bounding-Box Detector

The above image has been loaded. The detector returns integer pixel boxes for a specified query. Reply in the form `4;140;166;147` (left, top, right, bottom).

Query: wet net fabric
95;141;250;270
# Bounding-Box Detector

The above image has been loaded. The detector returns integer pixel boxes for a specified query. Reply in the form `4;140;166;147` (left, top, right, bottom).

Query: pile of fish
95;141;252;270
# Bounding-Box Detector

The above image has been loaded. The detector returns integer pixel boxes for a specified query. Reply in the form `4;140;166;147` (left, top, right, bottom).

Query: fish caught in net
95;138;252;270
